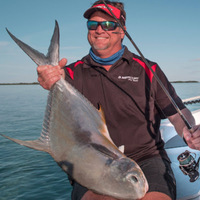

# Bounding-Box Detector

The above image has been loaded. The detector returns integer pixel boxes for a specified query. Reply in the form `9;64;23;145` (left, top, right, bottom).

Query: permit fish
1;21;148;199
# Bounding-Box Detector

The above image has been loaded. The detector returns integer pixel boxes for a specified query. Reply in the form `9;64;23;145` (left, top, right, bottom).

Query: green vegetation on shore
170;81;199;83
0;82;39;85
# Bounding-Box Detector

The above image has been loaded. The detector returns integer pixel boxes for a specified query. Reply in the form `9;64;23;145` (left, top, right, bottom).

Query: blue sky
0;0;200;83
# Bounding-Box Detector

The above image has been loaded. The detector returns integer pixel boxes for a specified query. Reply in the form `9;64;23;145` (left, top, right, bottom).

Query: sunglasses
87;21;119;31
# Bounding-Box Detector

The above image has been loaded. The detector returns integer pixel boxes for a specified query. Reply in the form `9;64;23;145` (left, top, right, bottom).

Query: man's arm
168;108;195;137
168;108;200;150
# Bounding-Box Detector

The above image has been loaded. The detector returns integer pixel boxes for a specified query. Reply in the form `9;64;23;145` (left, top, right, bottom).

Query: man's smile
95;36;108;40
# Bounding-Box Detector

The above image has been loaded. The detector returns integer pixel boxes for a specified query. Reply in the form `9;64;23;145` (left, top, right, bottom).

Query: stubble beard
92;43;109;51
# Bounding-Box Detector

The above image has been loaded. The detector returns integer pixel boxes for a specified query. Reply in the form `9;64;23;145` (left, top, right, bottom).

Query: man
37;1;200;199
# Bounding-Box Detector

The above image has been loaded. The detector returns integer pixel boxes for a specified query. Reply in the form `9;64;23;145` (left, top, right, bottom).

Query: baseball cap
84;3;126;25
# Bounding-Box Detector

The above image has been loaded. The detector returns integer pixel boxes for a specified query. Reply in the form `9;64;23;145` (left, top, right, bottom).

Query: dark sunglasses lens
87;21;98;30
87;21;118;31
101;21;116;31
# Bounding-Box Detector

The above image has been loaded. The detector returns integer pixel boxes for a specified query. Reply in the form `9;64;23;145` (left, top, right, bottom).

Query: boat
161;96;200;200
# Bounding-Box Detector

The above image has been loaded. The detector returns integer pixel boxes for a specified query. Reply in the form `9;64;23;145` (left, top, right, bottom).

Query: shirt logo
118;76;139;82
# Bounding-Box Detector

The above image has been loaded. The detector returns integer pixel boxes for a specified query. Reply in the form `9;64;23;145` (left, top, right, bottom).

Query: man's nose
95;24;104;33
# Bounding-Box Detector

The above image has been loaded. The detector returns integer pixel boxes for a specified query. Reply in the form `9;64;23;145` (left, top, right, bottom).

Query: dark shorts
71;156;176;200
138;156;176;200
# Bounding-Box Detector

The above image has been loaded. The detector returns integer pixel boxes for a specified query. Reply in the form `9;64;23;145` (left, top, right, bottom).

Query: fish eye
126;174;138;183
130;176;138;183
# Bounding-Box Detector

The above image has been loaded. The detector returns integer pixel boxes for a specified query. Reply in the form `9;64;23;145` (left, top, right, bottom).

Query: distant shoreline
0;82;39;85
0;81;199;85
170;81;199;83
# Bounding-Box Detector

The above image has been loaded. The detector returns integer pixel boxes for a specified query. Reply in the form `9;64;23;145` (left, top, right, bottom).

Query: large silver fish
2;21;148;199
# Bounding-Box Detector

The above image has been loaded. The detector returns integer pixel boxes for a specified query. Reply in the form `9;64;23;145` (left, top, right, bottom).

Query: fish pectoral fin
90;143;119;159
1;134;50;153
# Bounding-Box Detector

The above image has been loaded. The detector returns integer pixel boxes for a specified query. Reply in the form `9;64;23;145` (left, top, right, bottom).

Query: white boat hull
161;109;200;199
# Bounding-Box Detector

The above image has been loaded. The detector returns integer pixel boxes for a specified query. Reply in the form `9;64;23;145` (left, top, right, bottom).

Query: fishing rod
102;0;193;132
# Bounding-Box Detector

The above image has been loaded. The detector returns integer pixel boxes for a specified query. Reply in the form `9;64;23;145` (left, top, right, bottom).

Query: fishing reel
177;150;200;182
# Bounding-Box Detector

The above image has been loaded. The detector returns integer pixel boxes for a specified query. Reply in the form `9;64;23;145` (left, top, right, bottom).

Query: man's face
87;11;125;58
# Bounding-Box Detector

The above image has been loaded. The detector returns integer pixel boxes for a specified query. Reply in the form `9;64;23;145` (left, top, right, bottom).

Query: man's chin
93;44;109;51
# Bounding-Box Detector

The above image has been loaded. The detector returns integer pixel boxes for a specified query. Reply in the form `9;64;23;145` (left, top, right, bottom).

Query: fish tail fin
0;134;51;153
6;20;59;66
46;20;60;66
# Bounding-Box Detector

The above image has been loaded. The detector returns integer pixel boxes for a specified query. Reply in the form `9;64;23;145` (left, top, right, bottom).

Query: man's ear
121;26;126;40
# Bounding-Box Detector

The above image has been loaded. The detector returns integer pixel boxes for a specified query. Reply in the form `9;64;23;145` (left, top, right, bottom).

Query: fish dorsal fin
6;20;59;66
98;105;106;124
98;105;115;145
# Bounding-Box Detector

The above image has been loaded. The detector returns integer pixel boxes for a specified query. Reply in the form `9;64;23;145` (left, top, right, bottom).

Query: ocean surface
0;83;200;200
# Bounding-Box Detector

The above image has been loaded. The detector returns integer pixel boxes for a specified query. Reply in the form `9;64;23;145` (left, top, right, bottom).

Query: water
0;83;200;200
171;83;200;112
0;85;71;200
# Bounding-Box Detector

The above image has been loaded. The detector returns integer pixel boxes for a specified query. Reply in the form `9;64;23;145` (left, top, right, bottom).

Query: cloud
191;58;200;62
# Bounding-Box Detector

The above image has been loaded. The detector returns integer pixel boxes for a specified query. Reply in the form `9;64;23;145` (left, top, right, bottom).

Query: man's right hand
37;58;67;90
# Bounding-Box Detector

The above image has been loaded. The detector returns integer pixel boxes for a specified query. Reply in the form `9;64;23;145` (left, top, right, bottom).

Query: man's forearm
168;108;196;137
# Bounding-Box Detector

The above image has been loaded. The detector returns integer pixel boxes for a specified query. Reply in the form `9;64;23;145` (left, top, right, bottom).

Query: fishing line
102;0;192;131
